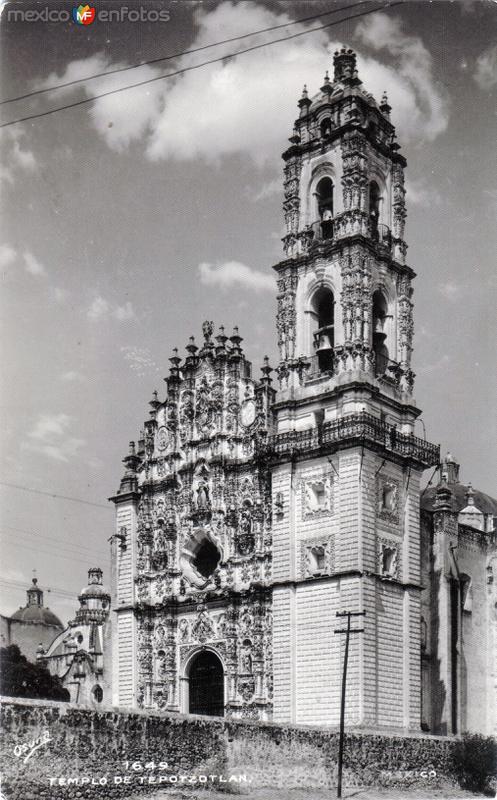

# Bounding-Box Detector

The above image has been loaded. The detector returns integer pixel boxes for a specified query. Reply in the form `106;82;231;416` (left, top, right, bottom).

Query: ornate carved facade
111;49;496;734
111;322;274;719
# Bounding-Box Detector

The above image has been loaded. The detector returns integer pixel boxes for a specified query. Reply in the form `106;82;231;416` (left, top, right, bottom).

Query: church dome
78;567;110;599
421;455;497;530
421;481;497;516
10;578;63;628
11;604;63;627
79;583;109;598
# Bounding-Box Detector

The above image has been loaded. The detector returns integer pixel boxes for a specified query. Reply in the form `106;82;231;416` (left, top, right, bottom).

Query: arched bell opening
186;649;225;717
311;287;335;374
320;117;332;139
372;290;389;376
369;181;381;237
315;177;334;239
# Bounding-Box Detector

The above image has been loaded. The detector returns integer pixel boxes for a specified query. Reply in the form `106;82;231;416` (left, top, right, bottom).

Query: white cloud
24;250;47;276
23;412;85;462
355;13;449;142
12;139;36;170
87;295;109;320
121;345;159;376
0;244;16;269
0;165;14;185
29;413;71;440
418;353;450;375
37;53;164;153
199;260;274;292
438;282;462;301
113;301;135;321
474;44;497;90
0;128;37;183
52;287;69;304
405;178;441;207
33;4;447;167
87;295;136;321
59;370;84;383
250;179;281;202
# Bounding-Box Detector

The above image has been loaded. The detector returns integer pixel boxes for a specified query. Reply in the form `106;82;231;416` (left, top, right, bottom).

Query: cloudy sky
1;0;496;624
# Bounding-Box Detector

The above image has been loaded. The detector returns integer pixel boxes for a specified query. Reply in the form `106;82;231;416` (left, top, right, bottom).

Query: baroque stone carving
377;476;400;525
300;535;334;578
301;474;333;518
377;537;400;579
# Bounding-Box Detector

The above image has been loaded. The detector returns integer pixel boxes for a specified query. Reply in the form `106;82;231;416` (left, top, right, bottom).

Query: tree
0;645;70;701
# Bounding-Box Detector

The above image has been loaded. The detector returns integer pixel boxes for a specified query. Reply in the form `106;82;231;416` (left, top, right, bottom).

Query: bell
313;330;333;352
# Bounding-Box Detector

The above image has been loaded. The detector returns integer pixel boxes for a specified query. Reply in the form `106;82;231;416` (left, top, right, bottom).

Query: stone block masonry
1;697;465;799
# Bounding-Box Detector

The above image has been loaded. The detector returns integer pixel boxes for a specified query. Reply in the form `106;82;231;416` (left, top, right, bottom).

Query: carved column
276;272;298;363
282;155;302;258
392;163;407;263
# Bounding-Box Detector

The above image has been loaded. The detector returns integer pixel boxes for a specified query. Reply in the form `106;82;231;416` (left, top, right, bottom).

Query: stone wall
0;697;463;800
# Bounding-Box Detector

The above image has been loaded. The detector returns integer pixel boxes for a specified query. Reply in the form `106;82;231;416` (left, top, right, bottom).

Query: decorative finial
466;483;475;505
321;70;332;95
298;83;311;114
380;90;391;118
202;320;214;341
261;356;273;385
215;325;228;347
169;347;181;367
333;47;360;85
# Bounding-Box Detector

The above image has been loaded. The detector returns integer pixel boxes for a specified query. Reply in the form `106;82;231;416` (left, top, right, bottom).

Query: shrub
452;732;497;794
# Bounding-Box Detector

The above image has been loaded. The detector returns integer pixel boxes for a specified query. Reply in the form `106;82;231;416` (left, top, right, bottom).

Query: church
110;49;497;735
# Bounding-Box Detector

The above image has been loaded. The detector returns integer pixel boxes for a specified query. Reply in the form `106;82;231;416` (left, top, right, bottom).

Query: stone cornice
271;236;416;280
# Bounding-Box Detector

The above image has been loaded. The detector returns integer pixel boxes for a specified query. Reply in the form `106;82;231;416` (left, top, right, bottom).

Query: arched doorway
188;650;224;717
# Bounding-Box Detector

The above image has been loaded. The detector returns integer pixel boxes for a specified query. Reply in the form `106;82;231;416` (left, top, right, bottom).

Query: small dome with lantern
10;578;63;628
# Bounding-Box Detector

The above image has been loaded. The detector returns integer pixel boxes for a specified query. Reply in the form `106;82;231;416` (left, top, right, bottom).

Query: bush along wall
1;697;495;800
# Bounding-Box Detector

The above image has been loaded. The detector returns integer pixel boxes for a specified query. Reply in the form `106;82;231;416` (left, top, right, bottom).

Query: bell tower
277;47;412;399
270;49;440;729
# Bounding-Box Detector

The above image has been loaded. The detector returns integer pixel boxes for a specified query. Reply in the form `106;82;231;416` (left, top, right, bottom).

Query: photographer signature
13;730;51;763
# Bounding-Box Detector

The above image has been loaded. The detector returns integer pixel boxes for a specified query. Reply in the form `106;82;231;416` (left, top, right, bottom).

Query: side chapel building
110;50;497;734
38;568;112;706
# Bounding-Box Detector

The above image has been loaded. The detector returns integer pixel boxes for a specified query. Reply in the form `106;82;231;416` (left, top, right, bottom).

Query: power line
0;523;109;557
0;3;402;130
0;1;368;106
0;536;109;567
0;577;81;599
0;481;111;509
0;529;109;561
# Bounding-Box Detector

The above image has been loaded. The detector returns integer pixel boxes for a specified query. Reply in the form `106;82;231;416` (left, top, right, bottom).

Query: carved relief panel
301;472;333;519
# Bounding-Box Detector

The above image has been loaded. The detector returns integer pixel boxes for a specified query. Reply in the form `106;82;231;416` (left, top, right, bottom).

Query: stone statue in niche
154;688;168;709
210;381;224;413
197;480;209;509
196;376;214;435
178;618;189;642
237;505;255;556
155;529;166;551
240;639;253;674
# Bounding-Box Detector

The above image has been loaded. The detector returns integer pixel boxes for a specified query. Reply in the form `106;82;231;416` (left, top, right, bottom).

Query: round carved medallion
240;400;256;428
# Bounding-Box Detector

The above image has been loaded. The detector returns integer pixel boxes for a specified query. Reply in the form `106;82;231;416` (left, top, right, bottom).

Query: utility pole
334;610;366;799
